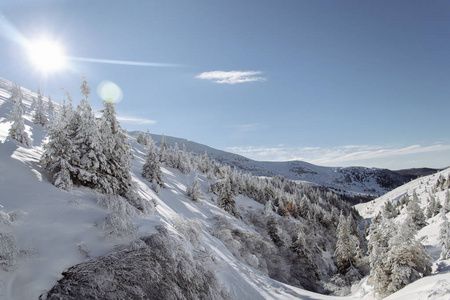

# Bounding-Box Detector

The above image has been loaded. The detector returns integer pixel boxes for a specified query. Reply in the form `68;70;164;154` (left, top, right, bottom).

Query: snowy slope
0;78;346;299
2;77;449;300
354;168;450;300
355;168;450;220
131;131;413;197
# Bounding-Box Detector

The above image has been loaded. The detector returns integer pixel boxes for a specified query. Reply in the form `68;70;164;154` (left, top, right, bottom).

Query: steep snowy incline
355;167;450;220
0;78;344;299
354;168;450;300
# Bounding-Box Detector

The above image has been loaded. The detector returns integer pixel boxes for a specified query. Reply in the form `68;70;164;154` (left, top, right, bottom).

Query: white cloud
226;144;450;169
117;116;157;125
196;71;266;84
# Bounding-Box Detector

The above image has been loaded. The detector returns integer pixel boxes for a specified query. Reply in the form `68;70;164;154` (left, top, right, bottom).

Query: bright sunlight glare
27;38;67;73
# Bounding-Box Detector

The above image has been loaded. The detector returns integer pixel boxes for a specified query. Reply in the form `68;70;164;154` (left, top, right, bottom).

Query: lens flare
97;81;123;103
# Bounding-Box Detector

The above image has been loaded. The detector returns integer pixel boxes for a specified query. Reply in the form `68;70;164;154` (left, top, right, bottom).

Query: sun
27;38;67;73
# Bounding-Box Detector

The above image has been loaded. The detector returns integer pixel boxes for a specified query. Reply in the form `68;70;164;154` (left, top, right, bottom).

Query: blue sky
1;0;449;169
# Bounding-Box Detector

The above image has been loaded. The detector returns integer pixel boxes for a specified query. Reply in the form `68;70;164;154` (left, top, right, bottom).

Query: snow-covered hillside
130;132;416;198
1;76;449;300
355;168;450;299
0;78;348;299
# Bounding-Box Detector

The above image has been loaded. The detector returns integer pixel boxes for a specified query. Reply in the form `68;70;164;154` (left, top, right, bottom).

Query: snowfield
0;77;449;299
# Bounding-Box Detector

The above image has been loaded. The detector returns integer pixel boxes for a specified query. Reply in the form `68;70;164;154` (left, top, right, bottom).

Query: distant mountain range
129;131;440;199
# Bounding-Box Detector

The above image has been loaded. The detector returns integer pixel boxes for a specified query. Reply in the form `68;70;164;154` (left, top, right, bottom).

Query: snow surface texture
0;76;449;299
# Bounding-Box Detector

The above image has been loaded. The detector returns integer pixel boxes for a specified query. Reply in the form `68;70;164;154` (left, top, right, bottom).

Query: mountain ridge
130;131;439;199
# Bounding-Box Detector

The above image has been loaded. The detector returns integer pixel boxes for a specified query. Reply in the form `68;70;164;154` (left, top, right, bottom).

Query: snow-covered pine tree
334;213;359;274
142;134;164;193
68;74;109;192
439;211;450;260
290;223;320;291
367;215;394;297
186;175;202;202
267;214;284;247
178;144;191;174
386;214;431;295
99;100;135;196
41;111;74;191
32;86;48;127
218;175;240;218
159;134;168;164
407;191;427;229
8;84;31;146
47;96;55;125
136;131;147;145
444;190;450;213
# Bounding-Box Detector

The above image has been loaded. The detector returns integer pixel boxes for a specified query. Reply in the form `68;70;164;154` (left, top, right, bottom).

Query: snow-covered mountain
131;131;431;199
1;76;449;300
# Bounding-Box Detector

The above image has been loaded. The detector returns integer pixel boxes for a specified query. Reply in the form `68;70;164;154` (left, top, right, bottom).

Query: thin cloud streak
117;116;157;125
68;56;182;67
230;123;266;132
196;71;266;84
226;144;450;168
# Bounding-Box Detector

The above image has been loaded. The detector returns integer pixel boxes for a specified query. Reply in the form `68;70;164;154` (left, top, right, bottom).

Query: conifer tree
368;214;431;297
407;191;427;229
179;144;191;175
186;175;202;202
41;112;74;191
218;175;240;218
142;134;164;193
290;222;321;291
443;190;450;213
159;134;168;164
386;214;431;294
267;214;284;247
8;84;31;146
334;213;359;273
439;211;450;260
99;100;134;196
47;96;55;125
68;74;109;192
33;86;48;127
136;131;147;145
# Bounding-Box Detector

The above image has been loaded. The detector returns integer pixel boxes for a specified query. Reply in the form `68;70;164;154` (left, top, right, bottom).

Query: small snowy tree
186;175;202;202
47;96;55;125
407;191;427;229
159;134;168;164
267;214;284;247
8;84;31;146
386;214;431;294
142;135;164;193
136;131;148;145
334;213;360;274
41;115;74;191
218;176;240;218
439;211;450;260
443;190;450;213
67;74;109;192
99;100;134;196
32;86;48;127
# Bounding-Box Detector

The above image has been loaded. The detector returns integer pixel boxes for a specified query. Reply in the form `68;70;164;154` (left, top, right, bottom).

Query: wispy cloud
117;116;157;125
196;71;266;84
68;56;182;67
226;143;450;168
230;123;266;132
